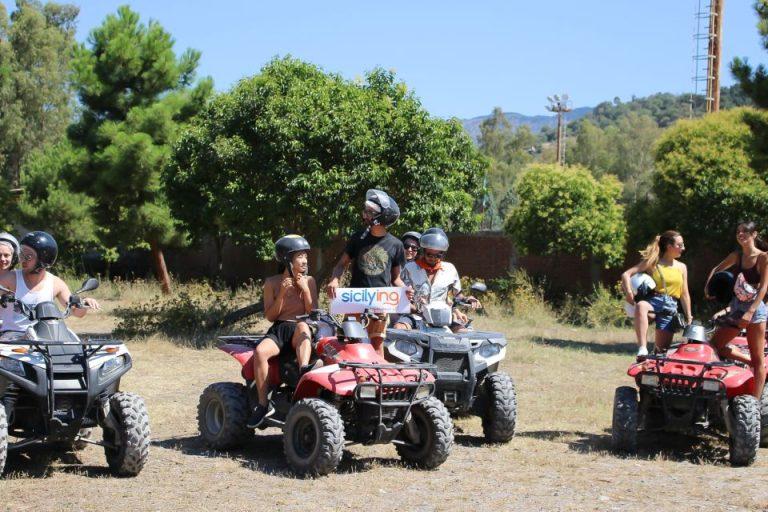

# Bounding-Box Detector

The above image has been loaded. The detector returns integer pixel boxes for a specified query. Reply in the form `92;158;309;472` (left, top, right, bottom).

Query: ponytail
639;230;681;270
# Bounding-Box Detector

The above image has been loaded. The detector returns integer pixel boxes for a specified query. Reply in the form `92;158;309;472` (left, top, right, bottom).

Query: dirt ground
2;305;768;512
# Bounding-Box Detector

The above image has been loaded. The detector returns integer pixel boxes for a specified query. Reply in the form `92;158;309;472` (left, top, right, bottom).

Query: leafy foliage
477;107;536;228
165;57;486;259
653;107;768;251
65;5;212;287
0;0;78;185
731;0;768;108
15;141;99;258
506;164;626;267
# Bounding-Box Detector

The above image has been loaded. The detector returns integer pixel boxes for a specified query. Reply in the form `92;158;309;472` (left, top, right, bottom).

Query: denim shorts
644;294;679;332
726;297;768;325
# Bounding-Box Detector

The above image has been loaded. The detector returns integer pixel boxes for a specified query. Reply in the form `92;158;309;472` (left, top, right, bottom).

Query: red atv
612;324;768;466
198;310;454;476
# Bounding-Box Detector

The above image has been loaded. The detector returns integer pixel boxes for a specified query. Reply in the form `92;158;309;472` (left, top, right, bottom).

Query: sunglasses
404;244;419;251
20;253;35;262
424;251;444;258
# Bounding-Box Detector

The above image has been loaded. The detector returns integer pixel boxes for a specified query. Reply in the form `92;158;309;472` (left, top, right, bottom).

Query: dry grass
2;284;768;511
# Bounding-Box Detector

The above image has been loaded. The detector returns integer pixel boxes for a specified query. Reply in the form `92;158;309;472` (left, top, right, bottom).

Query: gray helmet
401;231;421;244
420;230;449;252
274;235;311;267
365;189;400;227
0;232;20;267
423;227;447;238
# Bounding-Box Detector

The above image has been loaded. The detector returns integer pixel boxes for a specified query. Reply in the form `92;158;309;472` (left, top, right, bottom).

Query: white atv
385;283;516;443
0;278;150;476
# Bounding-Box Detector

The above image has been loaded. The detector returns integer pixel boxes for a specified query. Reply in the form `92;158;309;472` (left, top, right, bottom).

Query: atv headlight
99;355;126;378
357;384;378;399
0;356;25;376
702;380;721;392
640;374;659;387
394;339;421;358
478;342;501;359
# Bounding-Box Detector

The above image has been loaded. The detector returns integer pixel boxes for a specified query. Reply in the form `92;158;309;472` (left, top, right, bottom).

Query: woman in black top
704;221;768;399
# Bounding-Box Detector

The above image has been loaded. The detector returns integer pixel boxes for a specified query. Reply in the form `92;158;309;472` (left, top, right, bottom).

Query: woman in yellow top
621;230;692;359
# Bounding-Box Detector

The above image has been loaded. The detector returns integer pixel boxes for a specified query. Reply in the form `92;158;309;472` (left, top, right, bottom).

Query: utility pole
546;94;572;166
707;0;724;112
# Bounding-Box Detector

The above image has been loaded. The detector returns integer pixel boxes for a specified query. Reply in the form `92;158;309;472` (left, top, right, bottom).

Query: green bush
487;269;555;325
584;284;629;328
113;282;259;347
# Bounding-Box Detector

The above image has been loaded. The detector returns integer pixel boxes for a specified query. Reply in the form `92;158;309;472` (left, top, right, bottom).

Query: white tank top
0;270;54;332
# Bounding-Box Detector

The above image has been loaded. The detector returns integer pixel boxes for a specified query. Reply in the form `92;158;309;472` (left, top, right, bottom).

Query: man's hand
405;285;414;302
466;296;482;309
326;278;339;299
279;277;294;296
453;309;468;325
294;274;311;294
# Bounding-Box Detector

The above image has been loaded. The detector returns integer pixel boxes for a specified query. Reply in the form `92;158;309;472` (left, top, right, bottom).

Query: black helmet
401;231;421;244
423;227;447;238
365;189;400;227
20;231;58;272
420;230;449;252
707;271;735;305
274;235;311;267
0;232;20;267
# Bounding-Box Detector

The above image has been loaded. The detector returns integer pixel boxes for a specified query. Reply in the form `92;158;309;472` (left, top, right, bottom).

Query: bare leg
393;322;412;330
292;322;312;367
371;336;384;357
633;301;653;351
654;328;674;352
710;326;748;363
254;338;280;406
746;321;766;400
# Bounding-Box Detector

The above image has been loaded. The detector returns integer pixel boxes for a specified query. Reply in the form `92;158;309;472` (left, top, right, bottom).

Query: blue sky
71;1;767;119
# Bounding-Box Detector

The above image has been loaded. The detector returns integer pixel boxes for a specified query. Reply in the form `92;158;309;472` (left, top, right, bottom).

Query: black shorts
266;321;297;355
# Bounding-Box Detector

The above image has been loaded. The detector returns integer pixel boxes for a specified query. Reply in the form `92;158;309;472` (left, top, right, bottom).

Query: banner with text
329;287;410;315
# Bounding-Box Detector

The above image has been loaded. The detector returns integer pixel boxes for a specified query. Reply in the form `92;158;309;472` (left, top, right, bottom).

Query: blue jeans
644;294;679;332
726;297;768;325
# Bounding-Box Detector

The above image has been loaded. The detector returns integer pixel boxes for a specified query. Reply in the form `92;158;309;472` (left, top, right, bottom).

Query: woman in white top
0;231;100;333
0;232;21;331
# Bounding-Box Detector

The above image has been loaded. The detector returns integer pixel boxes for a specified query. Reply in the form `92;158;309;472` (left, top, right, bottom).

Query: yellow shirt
652;264;683;299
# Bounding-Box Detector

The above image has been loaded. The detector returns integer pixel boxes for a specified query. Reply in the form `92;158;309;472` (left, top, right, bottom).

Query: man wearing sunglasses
395;228;481;333
326;189;406;355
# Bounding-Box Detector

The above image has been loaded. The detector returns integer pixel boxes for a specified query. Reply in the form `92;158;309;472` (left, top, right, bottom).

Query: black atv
385;283;517;443
0;278;150;476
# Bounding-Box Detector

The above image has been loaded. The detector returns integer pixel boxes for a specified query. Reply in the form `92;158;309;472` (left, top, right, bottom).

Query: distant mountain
461;106;593;141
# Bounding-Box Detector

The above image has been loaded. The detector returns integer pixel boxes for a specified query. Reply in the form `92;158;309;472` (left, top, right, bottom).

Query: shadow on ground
152;431;414;476
518;429;730;465
4;446;112;479
531;337;636;355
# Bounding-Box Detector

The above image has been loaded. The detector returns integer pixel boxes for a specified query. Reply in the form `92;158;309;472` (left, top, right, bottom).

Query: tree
476;107;535;228
15;141;99;261
165;57;486;272
0;0;78;187
653;107;768;251
505;164;626;268
68;6;212;292
732;0;768;108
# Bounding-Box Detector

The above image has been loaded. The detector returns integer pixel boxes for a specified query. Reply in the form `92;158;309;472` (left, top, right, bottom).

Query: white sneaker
636;346;648;357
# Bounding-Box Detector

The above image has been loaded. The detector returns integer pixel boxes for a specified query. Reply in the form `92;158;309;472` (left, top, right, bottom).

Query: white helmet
624;273;656;317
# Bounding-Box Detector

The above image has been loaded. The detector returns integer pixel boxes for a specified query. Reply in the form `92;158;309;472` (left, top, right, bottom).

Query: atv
0;278;150;476
612;323;767;466
198;309;454;476
384;283;516;443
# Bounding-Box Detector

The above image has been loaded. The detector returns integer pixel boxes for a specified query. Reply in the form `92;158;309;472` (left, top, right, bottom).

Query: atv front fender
294;364;357;400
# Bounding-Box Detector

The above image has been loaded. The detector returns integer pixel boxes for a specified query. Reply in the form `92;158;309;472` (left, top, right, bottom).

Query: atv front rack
338;361;436;444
